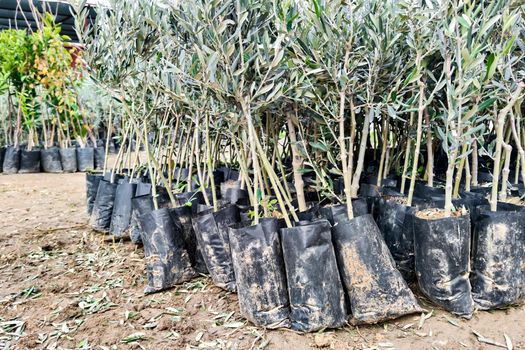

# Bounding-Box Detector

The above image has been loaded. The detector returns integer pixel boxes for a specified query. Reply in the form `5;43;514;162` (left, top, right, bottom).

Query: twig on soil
418;310;433;329
504;334;513;350
472;330;507;348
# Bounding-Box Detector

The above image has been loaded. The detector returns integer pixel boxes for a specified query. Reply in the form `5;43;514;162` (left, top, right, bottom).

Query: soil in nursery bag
19;149;41;173
109;181;137;237
470;206;525;309
94;147;105;170
77;147;95;172
90;180;118;232
2;146;20;174
60;148;77;172
319;198;368;225
413;210;474;318
192;205;239;291
280;219;347;332
229;218;290;328
0;147;5;172
41;147;63;173
332;214;422;324
139;207;196;293
170;206;207;274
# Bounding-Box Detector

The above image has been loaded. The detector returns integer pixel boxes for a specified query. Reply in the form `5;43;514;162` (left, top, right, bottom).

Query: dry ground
0;172;524;350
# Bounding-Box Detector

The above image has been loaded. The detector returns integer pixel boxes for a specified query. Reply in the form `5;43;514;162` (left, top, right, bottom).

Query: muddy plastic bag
413;213;474;318
333;214;422;324
94;147;105;170
192;205;239;291
280;219;347;332
229;218;290;328
139;207;196;293
41;147;62;173
110;182;137;237
77;147;94;172
19;149;41;173
471;206;525;309
60;148;77;172
170;206;207;274
90;180;117;232
3;146;20;174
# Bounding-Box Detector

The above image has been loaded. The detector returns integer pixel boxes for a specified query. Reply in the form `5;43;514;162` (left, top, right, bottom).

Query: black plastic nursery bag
41;147;63;173
109;181;137;237
170;206;207;274
139;207;196;293
192;205;239;291
19;149;40;173
86;172;104;215
471;206;525;309
413;213;474;318
3;146;20;174
130;194;154;244
94;146;105;170
220;180;248;205
332;214;422;324
77;147;94;172
0;147;5;173
90;179;117;232
60;148;77;172
377;199;420;282
229;218;290;328
280;219;347;332
319;198;368;226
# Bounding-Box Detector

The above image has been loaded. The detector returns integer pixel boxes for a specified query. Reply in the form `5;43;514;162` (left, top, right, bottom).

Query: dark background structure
0;0;97;42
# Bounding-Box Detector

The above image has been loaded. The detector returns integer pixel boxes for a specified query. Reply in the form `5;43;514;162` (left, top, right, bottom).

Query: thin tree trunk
424;109;434;187
509;110;525;186
499;142;512;202
465;153;471;192
453;143;468;199
103;106;112;174
350;106;372;198
400;111;415;194
287;109;307;212
338;91;354;219
490;83;524;211
407;82;425;207
471;139;479;187
377;116;388;187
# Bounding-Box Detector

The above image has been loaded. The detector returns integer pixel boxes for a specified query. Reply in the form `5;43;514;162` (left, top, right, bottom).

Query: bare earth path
0;173;524;350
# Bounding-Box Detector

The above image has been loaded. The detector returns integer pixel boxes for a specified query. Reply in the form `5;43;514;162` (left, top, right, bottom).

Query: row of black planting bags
85;170;525;332
0;145;105;174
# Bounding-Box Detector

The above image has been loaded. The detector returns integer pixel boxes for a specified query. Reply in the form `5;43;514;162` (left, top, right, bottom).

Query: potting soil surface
1;172;524;350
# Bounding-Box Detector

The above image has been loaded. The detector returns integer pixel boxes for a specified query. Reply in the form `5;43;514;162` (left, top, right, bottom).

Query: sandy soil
0;172;524;350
